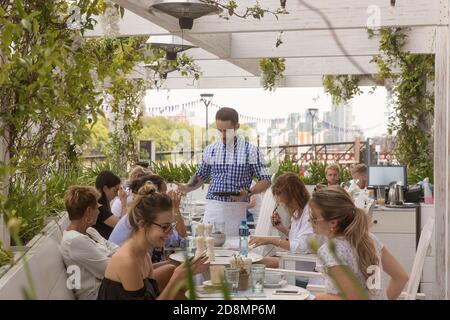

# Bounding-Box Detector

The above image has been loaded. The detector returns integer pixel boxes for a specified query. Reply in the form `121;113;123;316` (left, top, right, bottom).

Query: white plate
214;250;234;257
202;280;222;288
264;279;287;288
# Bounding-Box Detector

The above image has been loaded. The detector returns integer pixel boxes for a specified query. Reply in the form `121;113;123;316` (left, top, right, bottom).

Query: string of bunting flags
146;99;275;124
146;100;382;133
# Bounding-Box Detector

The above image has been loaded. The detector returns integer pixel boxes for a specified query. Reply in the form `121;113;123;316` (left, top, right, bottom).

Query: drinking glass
224;267;240;294
376;188;386;206
210;265;225;285
186;236;196;258
251;264;266;294
213;221;225;234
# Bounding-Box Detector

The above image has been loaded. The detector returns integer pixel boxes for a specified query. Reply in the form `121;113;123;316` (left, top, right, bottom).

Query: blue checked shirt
196;136;272;202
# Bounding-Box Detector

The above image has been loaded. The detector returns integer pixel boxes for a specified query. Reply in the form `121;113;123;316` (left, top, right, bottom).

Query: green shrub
0;242;13;268
150;162;199;183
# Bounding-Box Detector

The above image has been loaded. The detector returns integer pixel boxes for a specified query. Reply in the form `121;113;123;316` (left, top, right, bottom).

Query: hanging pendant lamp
146;35;196;60
149;0;222;30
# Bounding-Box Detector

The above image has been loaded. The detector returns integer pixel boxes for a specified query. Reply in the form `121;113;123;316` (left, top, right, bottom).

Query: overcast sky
145;86;389;137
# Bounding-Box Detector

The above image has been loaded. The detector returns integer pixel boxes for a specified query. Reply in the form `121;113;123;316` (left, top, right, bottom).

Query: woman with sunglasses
97;183;208;300
309;186;409;300
249;173;316;271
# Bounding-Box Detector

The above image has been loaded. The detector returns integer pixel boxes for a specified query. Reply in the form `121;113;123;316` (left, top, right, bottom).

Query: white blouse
317;233;387;300
59;227;118;300
288;205;314;254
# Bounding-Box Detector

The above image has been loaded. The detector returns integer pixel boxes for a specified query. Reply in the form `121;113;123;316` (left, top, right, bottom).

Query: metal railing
82;140;394;167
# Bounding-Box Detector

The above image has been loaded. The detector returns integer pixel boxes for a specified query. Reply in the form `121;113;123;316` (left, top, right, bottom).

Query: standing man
177;108;271;236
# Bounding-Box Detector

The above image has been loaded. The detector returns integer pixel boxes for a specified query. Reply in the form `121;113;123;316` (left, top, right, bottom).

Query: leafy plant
81;159;118;186
323;75;363;105
368;27;434;182
2;180;49;245
150;162;199;183
259;58;286;91
302;161;328;185
274;160;300;179
44;167;82;214
200;0;288;20
0;241;14;268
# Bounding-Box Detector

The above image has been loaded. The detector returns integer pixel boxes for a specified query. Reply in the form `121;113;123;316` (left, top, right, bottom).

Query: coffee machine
387;181;405;205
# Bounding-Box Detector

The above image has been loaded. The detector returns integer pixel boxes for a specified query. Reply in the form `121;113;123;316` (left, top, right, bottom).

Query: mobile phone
213;191;241;197
188;250;207;264
273;290;299;295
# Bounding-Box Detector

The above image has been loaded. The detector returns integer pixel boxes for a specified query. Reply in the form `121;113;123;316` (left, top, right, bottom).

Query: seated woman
249;173;315;269
97;183;208;300
309;186;409;300
109;174;187;255
92;171;127;239
60;186;119;300
110;165;152;218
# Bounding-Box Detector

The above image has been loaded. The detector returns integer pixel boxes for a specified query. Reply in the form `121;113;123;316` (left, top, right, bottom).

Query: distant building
323;102;361;143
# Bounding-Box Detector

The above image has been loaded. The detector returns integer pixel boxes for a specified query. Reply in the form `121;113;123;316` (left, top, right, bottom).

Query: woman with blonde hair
97;183;208;300
249;173;315;269
309;186;409;300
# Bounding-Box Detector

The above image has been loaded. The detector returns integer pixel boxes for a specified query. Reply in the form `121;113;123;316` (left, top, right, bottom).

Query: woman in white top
309;186;409;300
110;166;153;217
249;173;315;268
59;186;119;300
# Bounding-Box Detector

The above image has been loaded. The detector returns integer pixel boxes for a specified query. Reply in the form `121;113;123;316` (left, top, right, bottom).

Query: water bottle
423;177;434;204
239;220;249;257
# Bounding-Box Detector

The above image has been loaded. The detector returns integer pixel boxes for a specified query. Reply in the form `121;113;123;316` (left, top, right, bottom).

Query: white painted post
434;25;450;300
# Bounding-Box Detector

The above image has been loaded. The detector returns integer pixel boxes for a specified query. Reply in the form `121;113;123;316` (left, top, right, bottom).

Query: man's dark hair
215;107;239;125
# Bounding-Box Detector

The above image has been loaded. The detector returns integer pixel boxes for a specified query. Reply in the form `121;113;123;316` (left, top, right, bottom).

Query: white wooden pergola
95;0;450;300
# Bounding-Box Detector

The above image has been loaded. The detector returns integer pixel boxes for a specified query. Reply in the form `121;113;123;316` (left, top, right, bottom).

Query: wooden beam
282;56;383;76
157;74;377;89
434;26;450;300
230;27;436;59
110;0;448;35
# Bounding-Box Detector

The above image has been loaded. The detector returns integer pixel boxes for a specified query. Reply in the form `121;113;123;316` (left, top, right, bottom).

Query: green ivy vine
322;75;363;105
259;58;286;91
0;1;203;243
368;27;435;182
201;0;288;20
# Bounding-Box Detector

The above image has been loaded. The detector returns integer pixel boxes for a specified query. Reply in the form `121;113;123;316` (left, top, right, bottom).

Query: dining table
188;283;313;300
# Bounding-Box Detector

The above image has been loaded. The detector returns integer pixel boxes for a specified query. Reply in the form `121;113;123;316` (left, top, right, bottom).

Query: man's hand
230;189;249;202
175;183;189;195
175;175;204;195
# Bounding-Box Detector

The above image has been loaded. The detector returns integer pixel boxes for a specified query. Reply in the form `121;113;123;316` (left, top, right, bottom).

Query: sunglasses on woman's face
151;221;177;233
